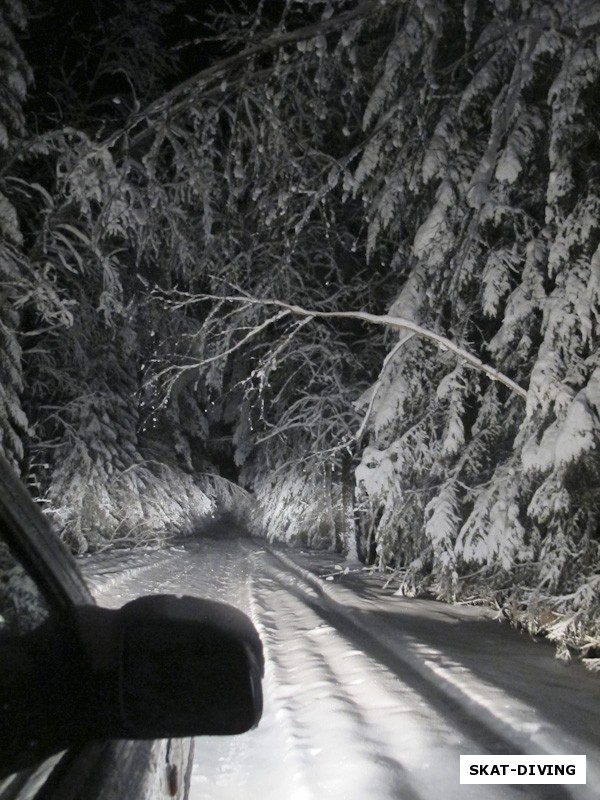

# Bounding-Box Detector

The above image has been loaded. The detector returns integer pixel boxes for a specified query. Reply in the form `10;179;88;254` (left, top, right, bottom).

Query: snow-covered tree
3;0;212;548
2;0;600;659
346;0;600;657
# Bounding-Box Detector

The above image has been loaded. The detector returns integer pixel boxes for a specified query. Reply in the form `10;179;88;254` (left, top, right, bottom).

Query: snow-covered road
82;539;600;800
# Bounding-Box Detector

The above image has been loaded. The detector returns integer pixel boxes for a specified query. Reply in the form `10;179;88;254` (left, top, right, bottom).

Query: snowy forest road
82;540;600;800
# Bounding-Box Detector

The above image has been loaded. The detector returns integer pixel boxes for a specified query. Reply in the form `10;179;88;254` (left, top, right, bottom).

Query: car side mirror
77;595;264;739
0;595;264;779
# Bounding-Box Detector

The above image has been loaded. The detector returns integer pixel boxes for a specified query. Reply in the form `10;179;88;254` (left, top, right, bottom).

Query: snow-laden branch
176;293;528;400
280;300;528;398
145;309;291;396
130;0;379;129
355;333;416;440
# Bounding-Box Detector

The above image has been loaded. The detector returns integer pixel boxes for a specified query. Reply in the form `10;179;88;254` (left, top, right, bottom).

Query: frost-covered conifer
3;0;600;657
9;0;211;546
349;0;600;655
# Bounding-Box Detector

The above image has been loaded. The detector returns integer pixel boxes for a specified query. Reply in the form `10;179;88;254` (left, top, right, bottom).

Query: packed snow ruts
86;539;600;800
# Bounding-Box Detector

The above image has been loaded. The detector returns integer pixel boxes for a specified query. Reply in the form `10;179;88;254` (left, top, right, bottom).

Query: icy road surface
82;539;600;800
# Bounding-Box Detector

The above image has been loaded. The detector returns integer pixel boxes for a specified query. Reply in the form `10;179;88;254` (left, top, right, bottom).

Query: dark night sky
22;0;272;119
20;0;235;123
167;0;264;74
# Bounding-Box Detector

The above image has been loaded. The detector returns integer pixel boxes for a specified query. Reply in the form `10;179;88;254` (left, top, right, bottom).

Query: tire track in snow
80;548;194;601
85;550;199;606
256;555;570;800
184;544;296;800
83;540;598;800
263;546;596;800
247;570;325;800
251;565;422;800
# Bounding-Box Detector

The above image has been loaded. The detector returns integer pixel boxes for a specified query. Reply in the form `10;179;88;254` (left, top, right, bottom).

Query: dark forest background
1;0;600;664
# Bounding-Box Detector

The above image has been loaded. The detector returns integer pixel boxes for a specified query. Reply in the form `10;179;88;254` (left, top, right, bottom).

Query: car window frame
0;454;93;613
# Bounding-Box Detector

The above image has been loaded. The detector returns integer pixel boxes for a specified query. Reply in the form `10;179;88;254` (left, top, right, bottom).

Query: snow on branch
145;308;291;401
127;0;380;143
190;294;528;400
355;333;415;440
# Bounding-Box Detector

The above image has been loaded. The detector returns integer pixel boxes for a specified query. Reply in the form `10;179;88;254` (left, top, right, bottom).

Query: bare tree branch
145;309;291;400
169;292;528;400
254;299;528;399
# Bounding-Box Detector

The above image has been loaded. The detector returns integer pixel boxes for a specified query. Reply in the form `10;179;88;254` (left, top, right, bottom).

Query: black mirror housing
0;595;263;778
77;596;264;740
119;595;263;737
